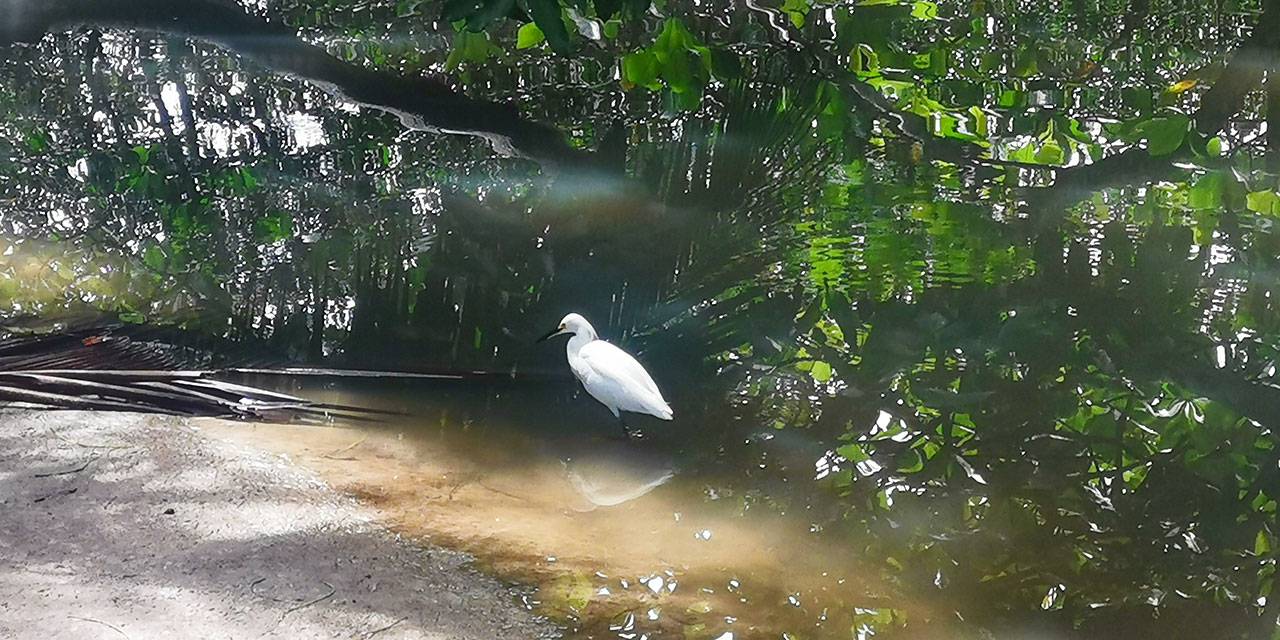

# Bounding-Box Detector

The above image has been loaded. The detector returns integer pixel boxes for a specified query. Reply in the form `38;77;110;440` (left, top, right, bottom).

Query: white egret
538;313;673;436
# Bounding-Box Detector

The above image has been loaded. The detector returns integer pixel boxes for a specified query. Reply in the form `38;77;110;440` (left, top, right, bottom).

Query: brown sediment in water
199;418;927;638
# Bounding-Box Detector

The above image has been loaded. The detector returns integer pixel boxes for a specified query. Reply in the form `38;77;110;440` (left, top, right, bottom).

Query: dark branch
0;0;593;168
1194;0;1280;136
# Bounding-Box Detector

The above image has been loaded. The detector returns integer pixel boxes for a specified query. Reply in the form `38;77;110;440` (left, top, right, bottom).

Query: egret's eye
559;324;565;330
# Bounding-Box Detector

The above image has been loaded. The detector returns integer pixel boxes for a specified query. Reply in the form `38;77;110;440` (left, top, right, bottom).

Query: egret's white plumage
541;313;673;421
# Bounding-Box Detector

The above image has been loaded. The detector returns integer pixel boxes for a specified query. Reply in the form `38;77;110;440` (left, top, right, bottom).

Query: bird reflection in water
559;436;676;511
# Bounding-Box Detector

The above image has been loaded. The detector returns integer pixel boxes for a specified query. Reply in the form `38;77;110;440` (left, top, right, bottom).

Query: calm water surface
2;0;1279;638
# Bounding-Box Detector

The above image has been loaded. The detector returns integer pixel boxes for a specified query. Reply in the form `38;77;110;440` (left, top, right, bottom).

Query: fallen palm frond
0;331;188;371
0;326;388;421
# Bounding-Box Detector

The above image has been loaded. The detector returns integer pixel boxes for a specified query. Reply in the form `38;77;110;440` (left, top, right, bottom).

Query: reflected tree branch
1032;0;1280;209
0;0;595;169
757;0;1277;208
143;57;198;202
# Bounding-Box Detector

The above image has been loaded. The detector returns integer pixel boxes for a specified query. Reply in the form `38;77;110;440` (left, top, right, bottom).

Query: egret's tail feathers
622;390;673;420
652;402;674;421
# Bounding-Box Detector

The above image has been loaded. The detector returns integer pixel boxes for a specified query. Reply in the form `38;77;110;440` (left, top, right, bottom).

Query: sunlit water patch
204;376;921;639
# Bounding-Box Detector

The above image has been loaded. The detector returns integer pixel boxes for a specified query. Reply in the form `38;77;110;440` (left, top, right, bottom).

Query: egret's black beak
536;327;561;343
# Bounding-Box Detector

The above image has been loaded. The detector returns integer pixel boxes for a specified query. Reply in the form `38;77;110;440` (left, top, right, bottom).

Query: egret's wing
579;341;664;400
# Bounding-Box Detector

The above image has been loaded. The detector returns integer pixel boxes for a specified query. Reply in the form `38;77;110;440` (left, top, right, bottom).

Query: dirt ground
0;409;558;640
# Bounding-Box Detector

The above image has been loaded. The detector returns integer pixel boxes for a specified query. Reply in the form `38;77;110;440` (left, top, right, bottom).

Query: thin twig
33;487;78;503
66;615;129;639
33;457;96;478
447;480;472;501
479;483;527;502
258;580;339;637
322;436;368;461
364;617;408;639
284;581;336;615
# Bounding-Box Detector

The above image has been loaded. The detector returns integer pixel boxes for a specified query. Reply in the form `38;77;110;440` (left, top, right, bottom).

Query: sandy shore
0;409;558;640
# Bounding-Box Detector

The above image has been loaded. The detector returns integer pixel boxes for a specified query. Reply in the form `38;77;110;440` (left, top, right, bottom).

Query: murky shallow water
211;376;902;639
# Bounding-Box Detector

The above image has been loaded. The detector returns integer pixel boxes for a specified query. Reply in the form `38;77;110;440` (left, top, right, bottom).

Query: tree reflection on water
1;0;1278;636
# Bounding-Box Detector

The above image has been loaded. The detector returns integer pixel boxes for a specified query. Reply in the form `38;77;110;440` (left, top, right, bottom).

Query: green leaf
1133;115;1190;156
781;0;810;28
1034;140;1065;165
25;129;48;153
837;443;870;463
542;573;594;611
809;361;833;382
1188;173;1225;210
1008;141;1037;163
1246;191;1280;215
254;211;293;242
522;0;573;54
1256;529;1272;555
1012;44;1038;77
671;87;702;111
896;449;924;473
142;246;166;271
662;46;694;93
622;51;661;89
997;89;1022;108
653;17;688;53
237;166;258;192
1206;136;1224;157
910;0;938;19
446;29;499;70
133;145;150;165
516;22;545;48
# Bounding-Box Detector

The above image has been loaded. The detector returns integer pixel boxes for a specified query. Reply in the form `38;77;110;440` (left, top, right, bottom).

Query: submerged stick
364;617;408;639
66;615;129;639
283;581;336;615
228;367;467;380
322;436;368;460
32;457;96;478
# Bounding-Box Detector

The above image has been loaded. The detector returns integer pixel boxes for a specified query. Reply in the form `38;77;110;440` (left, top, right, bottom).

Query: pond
1;0;1279;638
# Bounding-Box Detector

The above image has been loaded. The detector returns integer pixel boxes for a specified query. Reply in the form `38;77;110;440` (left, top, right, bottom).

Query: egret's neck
565;326;596;357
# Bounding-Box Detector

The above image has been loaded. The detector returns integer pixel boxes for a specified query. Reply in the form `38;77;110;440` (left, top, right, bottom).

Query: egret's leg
617;414;644;440
601;407;629;440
